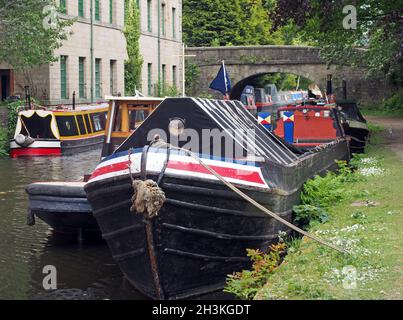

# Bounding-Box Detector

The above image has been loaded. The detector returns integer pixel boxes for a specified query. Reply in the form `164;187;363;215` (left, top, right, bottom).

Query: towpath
366;116;403;161
367;115;403;300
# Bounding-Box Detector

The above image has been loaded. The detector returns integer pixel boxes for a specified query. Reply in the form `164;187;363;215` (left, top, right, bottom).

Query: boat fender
130;180;166;219
15;134;35;147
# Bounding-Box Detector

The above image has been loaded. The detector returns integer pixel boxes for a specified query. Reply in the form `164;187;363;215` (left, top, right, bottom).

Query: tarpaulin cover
115;98;302;165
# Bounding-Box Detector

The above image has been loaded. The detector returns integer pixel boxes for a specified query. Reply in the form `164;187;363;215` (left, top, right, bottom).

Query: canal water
0;150;232;300
0;150;148;300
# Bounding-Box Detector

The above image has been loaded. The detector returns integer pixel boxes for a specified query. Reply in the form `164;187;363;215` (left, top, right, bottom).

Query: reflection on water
0;150;235;300
0;150;146;300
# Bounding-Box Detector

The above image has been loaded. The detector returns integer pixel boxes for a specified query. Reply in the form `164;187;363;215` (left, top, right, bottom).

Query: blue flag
209;62;232;96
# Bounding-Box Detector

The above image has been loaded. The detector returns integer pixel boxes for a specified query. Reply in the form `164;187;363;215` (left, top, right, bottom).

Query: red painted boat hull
10;147;62;158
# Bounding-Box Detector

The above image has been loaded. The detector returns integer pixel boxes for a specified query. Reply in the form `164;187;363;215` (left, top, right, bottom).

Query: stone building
138;0;183;96
0;0;183;106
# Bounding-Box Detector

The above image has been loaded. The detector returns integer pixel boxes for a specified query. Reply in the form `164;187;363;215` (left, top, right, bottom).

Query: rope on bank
150;138;349;255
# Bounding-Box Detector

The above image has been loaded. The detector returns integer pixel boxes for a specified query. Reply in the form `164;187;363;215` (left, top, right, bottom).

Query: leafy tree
183;0;302;47
183;0;246;46
0;0;72;70
270;0;403;84
124;0;143;95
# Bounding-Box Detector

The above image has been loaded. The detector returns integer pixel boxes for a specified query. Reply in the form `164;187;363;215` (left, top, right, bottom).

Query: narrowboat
240;85;257;117
255;88;273;113
336;99;369;153
273;104;345;148
10;105;108;157
84;97;350;300
26;96;163;237
26;182;100;238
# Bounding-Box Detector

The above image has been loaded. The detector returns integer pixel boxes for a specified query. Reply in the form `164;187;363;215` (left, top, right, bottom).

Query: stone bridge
185;45;392;105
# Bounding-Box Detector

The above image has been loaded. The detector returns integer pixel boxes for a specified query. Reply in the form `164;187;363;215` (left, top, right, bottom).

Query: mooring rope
19;116;31;138
147;139;349;255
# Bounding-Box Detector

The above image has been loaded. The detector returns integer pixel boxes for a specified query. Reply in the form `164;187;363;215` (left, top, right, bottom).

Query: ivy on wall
124;0;143;95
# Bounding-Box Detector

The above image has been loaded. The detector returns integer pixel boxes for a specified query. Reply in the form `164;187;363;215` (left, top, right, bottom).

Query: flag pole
222;60;229;100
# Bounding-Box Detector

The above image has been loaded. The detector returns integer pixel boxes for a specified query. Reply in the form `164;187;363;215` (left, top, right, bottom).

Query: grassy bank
225;127;402;300
362;90;403;117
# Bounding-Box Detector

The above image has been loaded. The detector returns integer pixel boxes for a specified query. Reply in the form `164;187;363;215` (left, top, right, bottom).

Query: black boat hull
85;140;350;300
343;120;369;154
26;182;100;236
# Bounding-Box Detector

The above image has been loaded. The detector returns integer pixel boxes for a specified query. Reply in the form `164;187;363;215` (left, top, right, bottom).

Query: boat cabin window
129;109;150;129
240;95;248;106
91;113;105;132
76;115;87;135
56;115;79;137
84;114;92;133
113;108;123;132
20;113;57;139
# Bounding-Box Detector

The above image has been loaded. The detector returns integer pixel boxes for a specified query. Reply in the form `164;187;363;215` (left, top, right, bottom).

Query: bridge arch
185;45;392;105
229;67;324;100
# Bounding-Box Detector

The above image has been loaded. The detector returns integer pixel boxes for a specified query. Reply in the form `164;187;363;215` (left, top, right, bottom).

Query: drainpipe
157;0;161;96
90;0;94;103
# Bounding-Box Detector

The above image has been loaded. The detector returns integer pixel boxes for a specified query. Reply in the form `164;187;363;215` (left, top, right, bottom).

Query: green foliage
6;100;24;136
183;0;300;47
271;0;403;84
362;91;403;117
293;205;329;230
183;0;245;47
294;160;361;229
185;61;200;96
0;125;9;157
300;172;346;209
124;0;143;95
153;82;181;98
383;91;403;113
224;243;286;300
253;73;314;91
0;0;72;70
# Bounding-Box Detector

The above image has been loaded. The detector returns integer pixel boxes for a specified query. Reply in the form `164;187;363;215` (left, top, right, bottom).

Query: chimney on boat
342;80;347;100
326;74;333;96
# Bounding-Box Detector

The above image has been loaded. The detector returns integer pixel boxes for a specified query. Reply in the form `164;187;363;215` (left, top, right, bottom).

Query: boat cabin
240;86;257;117
101;96;164;158
273;105;345;148
10;105;108;157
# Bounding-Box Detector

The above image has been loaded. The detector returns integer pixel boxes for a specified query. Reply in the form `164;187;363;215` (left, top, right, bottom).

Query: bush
6;100;24;135
293;205;329;229
383;91;403;112
0;125;9;157
224;243;286;300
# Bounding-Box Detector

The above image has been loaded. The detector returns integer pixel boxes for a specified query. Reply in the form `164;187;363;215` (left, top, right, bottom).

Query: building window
79;57;86;98
172;7;176;38
162;64;166;91
59;0;67;14
147;63;152;96
110;60;116;95
60;56;68;99
109;0;113;24
161;3;166;36
78;0;84;17
147;0;152;32
95;59;101;98
95;0;100;21
172;65;177;87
